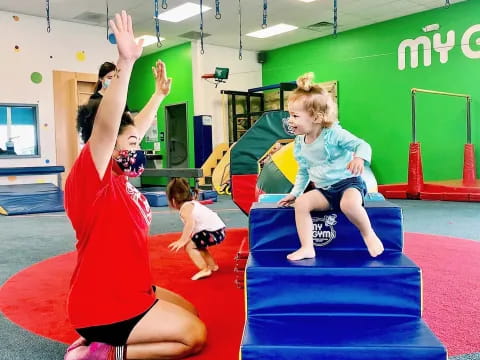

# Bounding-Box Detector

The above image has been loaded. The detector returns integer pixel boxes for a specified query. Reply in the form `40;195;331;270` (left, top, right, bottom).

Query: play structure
198;142;231;194
221;82;296;143
378;88;480;202
230;110;293;214
0;166;65;215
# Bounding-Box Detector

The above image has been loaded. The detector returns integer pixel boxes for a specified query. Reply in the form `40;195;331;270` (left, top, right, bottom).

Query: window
0;104;40;157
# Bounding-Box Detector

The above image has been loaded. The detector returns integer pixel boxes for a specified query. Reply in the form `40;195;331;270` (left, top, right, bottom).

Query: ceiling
0;0;466;55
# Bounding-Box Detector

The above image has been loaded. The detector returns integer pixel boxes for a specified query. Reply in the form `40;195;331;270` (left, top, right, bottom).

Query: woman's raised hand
109;10;143;62
152;60;172;96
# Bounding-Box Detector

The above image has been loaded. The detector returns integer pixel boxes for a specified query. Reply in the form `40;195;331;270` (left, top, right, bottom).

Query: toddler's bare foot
191;269;212;280
209;264;219;272
286;247;316;261
363;231;384;257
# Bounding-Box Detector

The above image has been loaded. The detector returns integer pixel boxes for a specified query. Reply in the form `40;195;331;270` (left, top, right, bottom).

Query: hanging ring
215;13;221;20
262;23;267;29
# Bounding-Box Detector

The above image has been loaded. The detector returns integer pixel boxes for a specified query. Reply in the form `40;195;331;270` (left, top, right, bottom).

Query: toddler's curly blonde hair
289;72;338;128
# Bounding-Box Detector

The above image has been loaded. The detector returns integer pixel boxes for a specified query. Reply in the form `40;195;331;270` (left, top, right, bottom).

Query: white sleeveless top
180;201;226;234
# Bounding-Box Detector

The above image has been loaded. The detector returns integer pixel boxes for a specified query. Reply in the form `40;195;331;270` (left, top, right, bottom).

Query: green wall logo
398;24;480;70
312;214;337;247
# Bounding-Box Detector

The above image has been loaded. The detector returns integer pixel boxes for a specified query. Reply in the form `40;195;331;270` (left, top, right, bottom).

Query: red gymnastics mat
1;229;479;357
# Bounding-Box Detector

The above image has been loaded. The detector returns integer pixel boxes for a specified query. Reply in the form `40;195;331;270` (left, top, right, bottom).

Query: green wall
263;1;480;185
128;42;194;185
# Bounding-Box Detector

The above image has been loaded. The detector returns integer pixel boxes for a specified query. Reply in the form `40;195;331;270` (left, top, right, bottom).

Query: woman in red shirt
64;10;206;360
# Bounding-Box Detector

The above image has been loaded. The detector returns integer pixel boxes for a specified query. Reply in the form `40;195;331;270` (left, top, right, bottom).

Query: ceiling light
299;0;316;2
136;35;164;47
247;24;298;39
156;2;211;23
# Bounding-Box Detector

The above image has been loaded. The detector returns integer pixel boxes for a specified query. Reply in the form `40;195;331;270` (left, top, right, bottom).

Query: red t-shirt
64;143;155;328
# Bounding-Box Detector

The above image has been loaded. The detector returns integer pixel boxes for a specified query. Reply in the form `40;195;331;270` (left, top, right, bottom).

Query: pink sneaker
66;337;88;352
64;339;113;360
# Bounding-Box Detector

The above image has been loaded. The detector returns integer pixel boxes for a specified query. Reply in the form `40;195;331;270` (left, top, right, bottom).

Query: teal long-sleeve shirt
290;123;372;198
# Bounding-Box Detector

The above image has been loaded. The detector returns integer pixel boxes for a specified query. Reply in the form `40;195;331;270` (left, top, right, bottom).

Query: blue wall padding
0;166;64;176
241;315;446;360
246;250;421;317
249;201;403;252
0;183;64;215
198;190;218;202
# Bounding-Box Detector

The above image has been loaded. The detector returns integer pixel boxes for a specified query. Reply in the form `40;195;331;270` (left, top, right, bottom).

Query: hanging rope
333;0;338;37
215;0;221;19
238;0;243;60
106;0;109;40
45;0;51;33
262;0;267;29
154;0;162;47
200;0;205;54
162;0;168;9
444;0;450;8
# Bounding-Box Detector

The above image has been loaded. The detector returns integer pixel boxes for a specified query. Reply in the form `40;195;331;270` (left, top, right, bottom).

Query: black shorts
192;228;225;250
76;299;158;346
316;176;367;211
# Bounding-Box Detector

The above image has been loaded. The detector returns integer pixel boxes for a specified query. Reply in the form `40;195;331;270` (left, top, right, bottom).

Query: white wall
191;41;262;147
0;11;116;185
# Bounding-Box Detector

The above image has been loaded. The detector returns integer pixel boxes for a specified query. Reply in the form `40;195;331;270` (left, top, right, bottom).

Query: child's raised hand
109;10;143;62
168;239;188;252
277;194;296;207
347;157;365;176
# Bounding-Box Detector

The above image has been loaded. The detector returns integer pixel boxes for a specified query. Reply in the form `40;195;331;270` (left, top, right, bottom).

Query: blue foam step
241;315;446;360
249;201;403;252
246;250;421;317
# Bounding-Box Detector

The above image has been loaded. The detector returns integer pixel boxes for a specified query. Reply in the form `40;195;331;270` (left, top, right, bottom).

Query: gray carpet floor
1;197;479;360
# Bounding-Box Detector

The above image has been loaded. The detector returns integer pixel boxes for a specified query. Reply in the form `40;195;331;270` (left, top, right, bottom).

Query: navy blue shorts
192;228;225;250
316;176;367;211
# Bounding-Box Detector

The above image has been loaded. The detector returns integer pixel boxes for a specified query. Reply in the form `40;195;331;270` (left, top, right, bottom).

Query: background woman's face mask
114;149;145;177
103;79;111;89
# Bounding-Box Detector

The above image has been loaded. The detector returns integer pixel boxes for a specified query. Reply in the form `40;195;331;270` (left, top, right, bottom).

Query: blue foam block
199;189;218;202
246;250;421;317
140;189;168;207
249;201;403;252
0;183;64;215
241;315;446;360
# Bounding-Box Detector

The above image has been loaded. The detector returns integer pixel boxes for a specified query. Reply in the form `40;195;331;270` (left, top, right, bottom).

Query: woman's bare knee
187;321;207;354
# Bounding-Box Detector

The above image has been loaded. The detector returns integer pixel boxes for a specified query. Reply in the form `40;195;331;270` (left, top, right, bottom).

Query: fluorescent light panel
156;2;211;23
299;0;316;2
136;35;165;47
247;24;298;39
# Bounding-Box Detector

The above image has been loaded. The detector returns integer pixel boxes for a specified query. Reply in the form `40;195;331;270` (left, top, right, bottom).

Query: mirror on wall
0;103;40;158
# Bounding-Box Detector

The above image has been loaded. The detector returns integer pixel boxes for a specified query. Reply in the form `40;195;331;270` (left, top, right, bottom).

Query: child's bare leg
185;242;212;280
288;190;330;261
199;249;219;271
340;188;384;257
